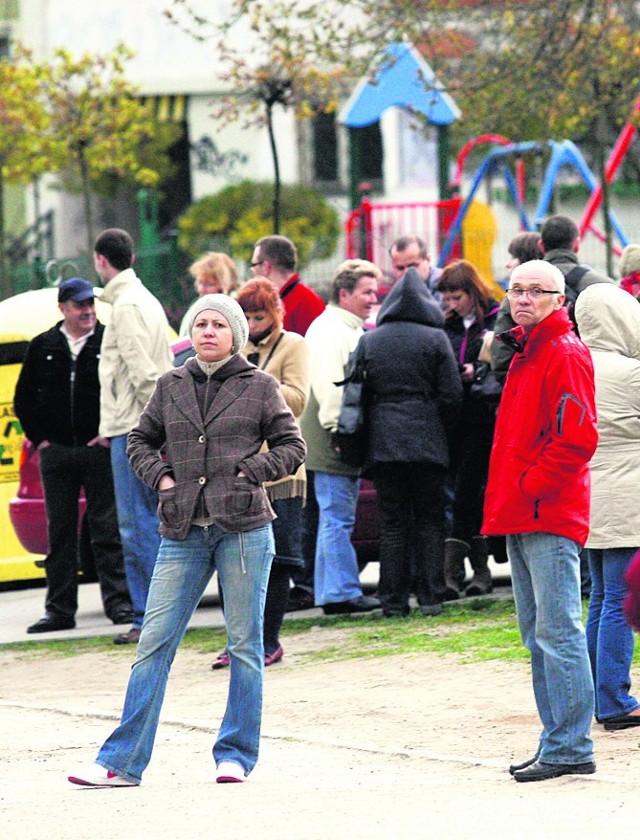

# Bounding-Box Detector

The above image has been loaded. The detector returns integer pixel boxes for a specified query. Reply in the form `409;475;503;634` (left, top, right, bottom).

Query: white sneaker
68;763;138;787
215;761;246;783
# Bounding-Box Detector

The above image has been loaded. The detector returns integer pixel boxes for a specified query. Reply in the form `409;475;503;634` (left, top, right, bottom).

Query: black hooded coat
352;268;462;471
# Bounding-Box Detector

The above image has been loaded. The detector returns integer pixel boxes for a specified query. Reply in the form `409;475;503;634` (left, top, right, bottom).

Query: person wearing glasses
249;235;325;338
483;260;598;783
491;216;613;383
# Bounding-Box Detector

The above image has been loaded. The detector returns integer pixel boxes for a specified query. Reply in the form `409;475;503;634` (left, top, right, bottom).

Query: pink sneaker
68;763;138;787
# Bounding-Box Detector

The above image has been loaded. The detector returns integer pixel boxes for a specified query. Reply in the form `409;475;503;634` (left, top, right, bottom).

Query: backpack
562;265;590;325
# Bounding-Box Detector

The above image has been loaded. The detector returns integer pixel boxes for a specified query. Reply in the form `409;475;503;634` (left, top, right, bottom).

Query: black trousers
373;462;447;615
39;442;132;620
448;423;494;544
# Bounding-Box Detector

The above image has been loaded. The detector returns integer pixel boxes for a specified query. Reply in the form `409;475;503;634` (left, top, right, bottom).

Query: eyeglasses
250;260;265;269
506;288;561;300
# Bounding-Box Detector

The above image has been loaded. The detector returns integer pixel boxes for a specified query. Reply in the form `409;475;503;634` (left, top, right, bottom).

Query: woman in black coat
352;268;462;617
436;259;501;599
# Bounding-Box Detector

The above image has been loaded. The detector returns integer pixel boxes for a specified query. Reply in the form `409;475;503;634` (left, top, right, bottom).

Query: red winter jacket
280;274;326;337
482;307;597;546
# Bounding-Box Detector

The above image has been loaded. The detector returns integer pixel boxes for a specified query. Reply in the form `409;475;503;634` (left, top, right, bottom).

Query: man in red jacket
250;235;325;337
483;260;598;783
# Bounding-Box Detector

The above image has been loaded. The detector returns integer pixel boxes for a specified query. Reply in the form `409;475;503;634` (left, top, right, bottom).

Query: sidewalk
0;560;511;645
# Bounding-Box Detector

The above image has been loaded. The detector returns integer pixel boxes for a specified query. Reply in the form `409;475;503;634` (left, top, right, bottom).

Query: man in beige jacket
94;228;173;644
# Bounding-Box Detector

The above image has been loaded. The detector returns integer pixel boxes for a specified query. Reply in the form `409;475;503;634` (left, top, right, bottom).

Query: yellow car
0;288;116;585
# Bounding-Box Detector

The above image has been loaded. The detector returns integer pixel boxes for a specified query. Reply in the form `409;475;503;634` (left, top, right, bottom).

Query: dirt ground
2;625;640;840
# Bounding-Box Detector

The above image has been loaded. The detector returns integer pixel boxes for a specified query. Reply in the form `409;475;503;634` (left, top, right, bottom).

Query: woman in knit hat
69;294;306;788
211;278;310;670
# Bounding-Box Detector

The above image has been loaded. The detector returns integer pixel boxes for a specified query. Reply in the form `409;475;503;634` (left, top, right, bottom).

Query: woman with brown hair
436;259;501;599
211;278;310;668
179;252;239;336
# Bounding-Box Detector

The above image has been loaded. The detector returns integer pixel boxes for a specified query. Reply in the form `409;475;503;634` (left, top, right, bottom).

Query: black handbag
469;361;503;405
335;353;368;468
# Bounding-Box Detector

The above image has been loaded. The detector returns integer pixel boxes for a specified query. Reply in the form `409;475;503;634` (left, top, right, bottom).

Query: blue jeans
110;434;161;628
313;472;361;605
507;532;595;765
97;524;274;783
586;547;639;721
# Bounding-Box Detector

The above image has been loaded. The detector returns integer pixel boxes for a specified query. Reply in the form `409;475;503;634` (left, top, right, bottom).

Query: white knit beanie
188;294;249;355
619;244;640;279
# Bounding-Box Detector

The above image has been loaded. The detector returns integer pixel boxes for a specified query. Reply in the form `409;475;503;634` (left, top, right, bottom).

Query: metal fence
6;238;192;331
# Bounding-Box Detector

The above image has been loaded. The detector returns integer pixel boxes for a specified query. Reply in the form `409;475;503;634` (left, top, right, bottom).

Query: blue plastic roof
339;41;460;128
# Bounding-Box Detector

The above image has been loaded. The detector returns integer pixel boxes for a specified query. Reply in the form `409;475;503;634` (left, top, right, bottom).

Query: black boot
465;536;493;596
443;538;469;601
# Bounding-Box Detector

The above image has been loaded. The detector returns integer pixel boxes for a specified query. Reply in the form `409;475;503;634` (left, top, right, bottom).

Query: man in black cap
14;278;133;633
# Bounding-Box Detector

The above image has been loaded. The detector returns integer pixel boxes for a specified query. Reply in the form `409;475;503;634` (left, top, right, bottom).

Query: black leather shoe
603;712;640;731
322;596;381;615
513;759;596;782
285;588;315;612
508;756;538;776
113;628;141;645
27;614;75;634
110;609;135;625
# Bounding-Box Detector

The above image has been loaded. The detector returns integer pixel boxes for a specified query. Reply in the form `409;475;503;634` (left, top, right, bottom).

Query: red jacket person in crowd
482;260;598;783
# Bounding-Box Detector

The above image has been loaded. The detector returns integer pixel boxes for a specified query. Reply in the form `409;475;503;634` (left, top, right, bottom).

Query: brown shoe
113;627;141;645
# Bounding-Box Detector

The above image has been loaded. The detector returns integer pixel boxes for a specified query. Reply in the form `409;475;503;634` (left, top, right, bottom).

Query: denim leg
110;434;161;628
97;529;216;783
586;549;604;719
313;472;362;605
213;524;274;773
507;532;594;765
587;547;639;721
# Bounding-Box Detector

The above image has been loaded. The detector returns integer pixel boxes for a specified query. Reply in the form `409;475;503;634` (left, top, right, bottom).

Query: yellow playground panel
461;199;505;301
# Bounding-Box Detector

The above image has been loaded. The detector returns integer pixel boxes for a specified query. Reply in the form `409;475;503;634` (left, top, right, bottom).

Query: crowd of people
12;216;640;787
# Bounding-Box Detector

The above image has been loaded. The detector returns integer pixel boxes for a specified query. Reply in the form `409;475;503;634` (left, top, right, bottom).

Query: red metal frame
345;197;462;271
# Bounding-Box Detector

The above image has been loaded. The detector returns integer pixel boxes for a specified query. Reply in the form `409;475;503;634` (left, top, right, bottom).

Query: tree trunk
0;170;11;300
265;102;281;234
79;146;95;259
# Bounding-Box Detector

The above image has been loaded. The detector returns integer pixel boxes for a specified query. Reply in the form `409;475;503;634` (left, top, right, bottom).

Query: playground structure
345;97;640;284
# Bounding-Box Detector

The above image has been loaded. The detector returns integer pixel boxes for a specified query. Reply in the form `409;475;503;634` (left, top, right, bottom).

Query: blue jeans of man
313;472;361;606
110;434;161;629
507;532;595;765
96;523;274;783
586;547;639;721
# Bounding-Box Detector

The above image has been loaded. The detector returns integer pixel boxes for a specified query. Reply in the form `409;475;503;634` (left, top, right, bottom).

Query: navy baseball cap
58;277;96;303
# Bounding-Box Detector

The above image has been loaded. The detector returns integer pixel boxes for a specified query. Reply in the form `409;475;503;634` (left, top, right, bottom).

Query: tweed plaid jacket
127;356;306;539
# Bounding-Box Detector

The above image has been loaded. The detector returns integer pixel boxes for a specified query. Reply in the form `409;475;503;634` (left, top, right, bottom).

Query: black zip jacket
14;321;104;448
